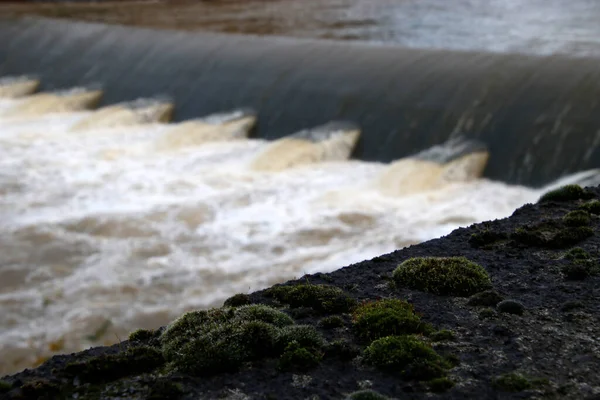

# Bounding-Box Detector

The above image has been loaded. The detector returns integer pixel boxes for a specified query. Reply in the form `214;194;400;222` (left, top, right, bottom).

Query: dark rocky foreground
2;184;600;400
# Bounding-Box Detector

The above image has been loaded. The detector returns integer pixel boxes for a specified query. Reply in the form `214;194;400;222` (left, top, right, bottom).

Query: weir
0;17;599;186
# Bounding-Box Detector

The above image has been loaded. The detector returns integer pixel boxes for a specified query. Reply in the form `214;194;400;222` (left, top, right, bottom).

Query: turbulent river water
2;0;600;376
0;84;598;375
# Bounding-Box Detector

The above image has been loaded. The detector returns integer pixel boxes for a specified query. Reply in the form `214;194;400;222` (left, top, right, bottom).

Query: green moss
277;341;322;371
266;284;357;314
492;372;533;392
171;320;281;375
430;329;455;342
428;377;455;392
160;304;324;376
563;210;591;226
147;379;184;400
0;380;12;393
561;247;599;280
496;299;525;315
512;221;593;249
128;328;158;343
580;199;600;214
392;256;492;297
479;308;497;319
468;229;508;248
363;335;451;380
565;247;590;260
223;293;251;307
64;346;165;383
324;339;360;361
346;389;389;399
19;379;61;398
467;289;504;307
233;304;295;327
276;324;324;351
538;184;593;203
318;315;346;329
352;299;431;343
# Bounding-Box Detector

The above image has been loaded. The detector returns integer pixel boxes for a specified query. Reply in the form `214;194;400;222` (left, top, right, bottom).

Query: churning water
0;78;599;375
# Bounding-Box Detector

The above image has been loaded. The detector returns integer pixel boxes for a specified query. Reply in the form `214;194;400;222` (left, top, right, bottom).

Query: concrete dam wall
0;16;599;187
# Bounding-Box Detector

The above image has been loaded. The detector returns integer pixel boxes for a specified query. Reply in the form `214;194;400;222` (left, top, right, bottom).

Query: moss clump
346;389;389;399
19;379;61;398
565;247;590;260
128;328;158;343
147;379;184;400
428;377;455;392
496;299;525;315
363;335;451;380
352;299;432;343
467;289;504;307
392;256;492;297
479;308;497;319
563;210;591;227
276;324;324;351
318;315;346;329
430;329;455;342
160;305;323;376
492;372;533;392
277;341;322;372
324;339;360;361
64;346;164;383
0;380;12;393
223;293;251;307
512;221;593;249
266;284;357;315
561;248;599;280
468;229;508;248
580;199;600;214
538;184;593;203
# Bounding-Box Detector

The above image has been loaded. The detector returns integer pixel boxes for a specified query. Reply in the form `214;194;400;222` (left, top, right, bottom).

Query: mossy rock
63;346;165;383
346;389;389;399
266;283;357;314
277;341;322;372
18;378;62;399
580;199;600;214
467;289;504;307
468;229;508;248
0;380;11;393
324;339;360;361
275;324;324;352
318;315;346;329
128;328;159;343
496;299;525;315
147;379;184;400
538;184;593;203
352;298;432;343
160;304;323;376
392;256;492;297
363;335;451;380
223;293;252;307
564;247;591;260
563;210;591;227
492;372;533;392
428;377;455;392
430;329;455;342
511;220;593;249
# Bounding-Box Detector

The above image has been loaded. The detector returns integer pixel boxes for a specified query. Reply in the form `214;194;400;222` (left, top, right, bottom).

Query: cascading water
0;77;598;376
